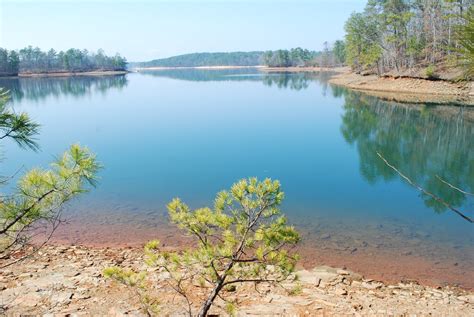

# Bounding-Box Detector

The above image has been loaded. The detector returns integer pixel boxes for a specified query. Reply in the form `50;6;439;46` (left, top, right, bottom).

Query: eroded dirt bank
1;245;473;316
328;70;474;106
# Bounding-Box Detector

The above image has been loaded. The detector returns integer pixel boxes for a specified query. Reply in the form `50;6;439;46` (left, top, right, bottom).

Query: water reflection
138;68;262;82
0;75;128;103
261;72;333;92
139;68;333;91
338;89;474;219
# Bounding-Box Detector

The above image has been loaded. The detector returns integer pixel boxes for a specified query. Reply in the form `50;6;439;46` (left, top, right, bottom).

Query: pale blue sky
1;0;365;61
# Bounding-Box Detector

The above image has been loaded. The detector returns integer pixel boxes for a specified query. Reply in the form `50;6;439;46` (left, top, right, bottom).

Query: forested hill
132;51;264;68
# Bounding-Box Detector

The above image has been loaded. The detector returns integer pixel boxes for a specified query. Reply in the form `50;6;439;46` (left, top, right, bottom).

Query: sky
0;0;366;62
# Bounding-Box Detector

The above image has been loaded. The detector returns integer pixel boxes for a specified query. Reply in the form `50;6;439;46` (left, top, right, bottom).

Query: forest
262;48;317;67
261;45;345;67
262;1;474;79
133;51;264;68
343;0;474;78
135;48;329;69
0;46;127;76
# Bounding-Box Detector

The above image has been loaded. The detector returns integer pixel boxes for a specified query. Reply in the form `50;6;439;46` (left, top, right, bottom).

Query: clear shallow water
1;70;473;287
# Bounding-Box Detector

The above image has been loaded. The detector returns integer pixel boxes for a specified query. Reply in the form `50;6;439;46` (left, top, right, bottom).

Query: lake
1;69;473;288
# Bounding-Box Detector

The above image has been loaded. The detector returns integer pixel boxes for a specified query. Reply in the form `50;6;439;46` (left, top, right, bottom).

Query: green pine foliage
0;49;20;75
106;178;300;316
262;48;315;67
456;6;474;80
0;88;100;261
0;89;40;150
333;40;347;65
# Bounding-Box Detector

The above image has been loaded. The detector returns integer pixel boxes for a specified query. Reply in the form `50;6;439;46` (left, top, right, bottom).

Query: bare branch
377;152;473;223
436;175;474;197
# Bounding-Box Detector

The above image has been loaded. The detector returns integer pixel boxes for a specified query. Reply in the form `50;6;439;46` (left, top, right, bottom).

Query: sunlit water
1;70;473;288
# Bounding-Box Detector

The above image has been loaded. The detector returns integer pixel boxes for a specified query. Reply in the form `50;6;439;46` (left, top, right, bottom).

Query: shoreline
134;65;264;71
2;244;473;315
45;220;474;291
260;66;347;73
0;70;129;79
134;65;344;73
328;70;474;106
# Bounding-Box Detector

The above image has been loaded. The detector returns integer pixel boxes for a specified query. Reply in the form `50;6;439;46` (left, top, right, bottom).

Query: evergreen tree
0;88;100;263
105;178;300;316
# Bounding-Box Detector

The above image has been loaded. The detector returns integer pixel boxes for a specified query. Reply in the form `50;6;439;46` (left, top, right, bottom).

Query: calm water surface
1;70;473;287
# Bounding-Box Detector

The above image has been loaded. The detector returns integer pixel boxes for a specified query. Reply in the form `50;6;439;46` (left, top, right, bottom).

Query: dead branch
376;152;473;223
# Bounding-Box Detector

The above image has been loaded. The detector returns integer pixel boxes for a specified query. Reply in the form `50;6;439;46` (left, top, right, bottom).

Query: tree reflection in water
139;68;336;92
0;75;128;103
337;89;474;218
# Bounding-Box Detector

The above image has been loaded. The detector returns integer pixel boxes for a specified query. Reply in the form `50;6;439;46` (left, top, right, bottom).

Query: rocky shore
1;245;473;316
328;70;474;106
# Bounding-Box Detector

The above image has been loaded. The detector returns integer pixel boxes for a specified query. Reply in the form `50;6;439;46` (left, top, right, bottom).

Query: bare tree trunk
197;261;234;317
197;278;226;317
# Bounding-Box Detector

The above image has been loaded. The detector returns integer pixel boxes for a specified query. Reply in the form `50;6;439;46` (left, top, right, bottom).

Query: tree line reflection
337;89;474;217
0;75;128;103
139;68;334;91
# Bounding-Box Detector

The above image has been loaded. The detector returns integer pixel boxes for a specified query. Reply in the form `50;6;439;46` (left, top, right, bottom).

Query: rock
320;234;331;240
352;303;363;311
28;264;48;271
361;281;383;290
457;295;474;304
311;266;340;284
64;271;81;277
73;292;92;300
335;288;348;296
18;272;33;279
314;278;321;287
348;272;363;282
108;307;130;316
50;292;73;306
10;293;42;307
297;270;322;286
351;280;362;287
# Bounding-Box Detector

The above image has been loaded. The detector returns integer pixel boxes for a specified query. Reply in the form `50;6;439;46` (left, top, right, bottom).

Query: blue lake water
1;69;473;287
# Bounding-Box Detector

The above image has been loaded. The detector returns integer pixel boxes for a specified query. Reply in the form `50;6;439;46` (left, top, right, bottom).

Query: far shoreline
134;65;264;71
133;65;342;72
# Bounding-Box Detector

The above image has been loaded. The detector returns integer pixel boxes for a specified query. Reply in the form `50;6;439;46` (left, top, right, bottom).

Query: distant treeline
0;46;127;76
262;48;316;67
261;46;346;67
133;52;264;68
134;49;339;69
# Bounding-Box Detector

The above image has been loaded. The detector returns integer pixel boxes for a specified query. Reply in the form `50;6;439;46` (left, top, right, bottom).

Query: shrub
105;178;300;316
